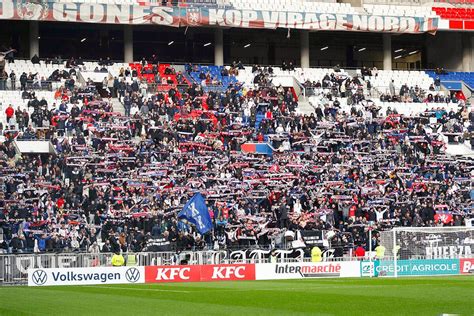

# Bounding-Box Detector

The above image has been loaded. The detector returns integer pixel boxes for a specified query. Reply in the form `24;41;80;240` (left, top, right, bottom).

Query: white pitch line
82;286;191;293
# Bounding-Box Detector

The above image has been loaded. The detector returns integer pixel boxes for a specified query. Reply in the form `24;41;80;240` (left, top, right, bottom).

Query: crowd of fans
0;57;473;257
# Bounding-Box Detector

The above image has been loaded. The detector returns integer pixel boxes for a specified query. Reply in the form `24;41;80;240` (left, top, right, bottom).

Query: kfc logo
211;266;245;279
145;266;200;283
156;267;190;280
201;264;255;281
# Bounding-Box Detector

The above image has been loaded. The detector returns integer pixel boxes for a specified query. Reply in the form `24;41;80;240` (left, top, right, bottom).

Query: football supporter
0;61;472;259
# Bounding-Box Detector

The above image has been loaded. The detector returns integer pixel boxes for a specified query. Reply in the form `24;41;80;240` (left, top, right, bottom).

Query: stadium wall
25;259;474;287
425;32;469;72
1;17;471;71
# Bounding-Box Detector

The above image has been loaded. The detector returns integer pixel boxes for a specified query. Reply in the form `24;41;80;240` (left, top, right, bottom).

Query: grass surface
0;276;473;315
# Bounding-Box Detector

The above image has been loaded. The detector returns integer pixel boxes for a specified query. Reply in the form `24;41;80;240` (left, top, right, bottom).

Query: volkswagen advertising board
28;266;145;286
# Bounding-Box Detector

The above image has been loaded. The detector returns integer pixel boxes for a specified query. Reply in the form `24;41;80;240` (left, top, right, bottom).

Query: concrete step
298;96;315;115
441;135;474;157
111;97;126;115
445;141;474;157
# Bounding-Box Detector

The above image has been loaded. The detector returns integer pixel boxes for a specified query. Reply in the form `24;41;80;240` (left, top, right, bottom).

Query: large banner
28;266;145;286
0;0;438;33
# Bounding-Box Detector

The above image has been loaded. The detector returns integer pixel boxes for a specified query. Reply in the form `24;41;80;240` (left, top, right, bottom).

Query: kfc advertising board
144;264;256;283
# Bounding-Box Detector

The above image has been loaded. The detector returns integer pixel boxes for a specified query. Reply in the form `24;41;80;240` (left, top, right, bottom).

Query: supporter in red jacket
355;246;366;258
5;104;14;124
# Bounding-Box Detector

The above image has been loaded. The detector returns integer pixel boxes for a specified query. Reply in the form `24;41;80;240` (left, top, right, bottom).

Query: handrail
9;57;473;74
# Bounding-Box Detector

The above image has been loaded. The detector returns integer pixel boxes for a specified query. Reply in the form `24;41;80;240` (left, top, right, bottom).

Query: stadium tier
427;70;474;89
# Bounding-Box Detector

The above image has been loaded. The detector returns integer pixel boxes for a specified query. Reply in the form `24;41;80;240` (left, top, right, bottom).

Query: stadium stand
228;0;357;13
364;4;436;17
426;70;474;89
432;7;474;19
0;0;473;265
364;70;435;94
1;55;473;256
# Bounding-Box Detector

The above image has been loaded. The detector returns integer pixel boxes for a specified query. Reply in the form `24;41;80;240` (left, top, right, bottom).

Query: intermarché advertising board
255;262;360;280
360;259;460;277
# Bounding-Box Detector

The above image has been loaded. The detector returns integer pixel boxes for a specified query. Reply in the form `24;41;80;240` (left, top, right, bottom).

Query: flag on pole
178;193;213;234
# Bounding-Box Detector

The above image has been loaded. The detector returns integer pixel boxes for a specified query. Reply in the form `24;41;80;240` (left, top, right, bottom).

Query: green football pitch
0;276;473;315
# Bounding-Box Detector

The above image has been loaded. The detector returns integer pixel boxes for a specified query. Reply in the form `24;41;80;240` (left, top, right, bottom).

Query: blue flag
178;193;213;234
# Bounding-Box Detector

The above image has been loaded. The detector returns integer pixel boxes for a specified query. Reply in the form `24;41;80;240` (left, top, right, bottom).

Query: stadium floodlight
80;38;86;43
244;43;251;48
358;47;366;52
395;48;404;53
409;50;418;55
203;42;211;47
168;41;174;46
394;55;403;59
320;46;328;51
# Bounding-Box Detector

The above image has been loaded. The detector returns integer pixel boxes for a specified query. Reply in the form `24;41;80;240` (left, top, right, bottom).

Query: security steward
111;252;125;267
311;246;322;262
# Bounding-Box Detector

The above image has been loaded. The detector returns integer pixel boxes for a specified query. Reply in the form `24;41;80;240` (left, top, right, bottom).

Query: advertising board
360;259;460;277
28;266;145;286
144;264;256;283
255;262;360;280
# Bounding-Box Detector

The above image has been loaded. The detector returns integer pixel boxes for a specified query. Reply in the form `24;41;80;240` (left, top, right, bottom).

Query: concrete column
300;30;310;68
29;21;39;58
124;25;134;63
383;33;392;71
462;33;472;72
471;35;474;73
214;28;224;66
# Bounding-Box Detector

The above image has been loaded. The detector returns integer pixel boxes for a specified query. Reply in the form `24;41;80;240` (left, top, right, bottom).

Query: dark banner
300;230;324;247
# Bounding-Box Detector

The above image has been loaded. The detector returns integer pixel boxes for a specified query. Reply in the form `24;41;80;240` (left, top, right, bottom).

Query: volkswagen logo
125;268;140;283
31;270;47;285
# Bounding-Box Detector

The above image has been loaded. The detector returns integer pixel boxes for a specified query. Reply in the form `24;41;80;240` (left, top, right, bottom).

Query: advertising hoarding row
28;258;473;286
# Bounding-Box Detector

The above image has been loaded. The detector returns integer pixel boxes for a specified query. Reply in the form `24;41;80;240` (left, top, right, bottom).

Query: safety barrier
0;249;308;285
2;251;473;285
26;258;474;287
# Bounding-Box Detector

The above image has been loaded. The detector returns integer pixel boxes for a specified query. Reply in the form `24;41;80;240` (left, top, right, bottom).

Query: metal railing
0;249;356;285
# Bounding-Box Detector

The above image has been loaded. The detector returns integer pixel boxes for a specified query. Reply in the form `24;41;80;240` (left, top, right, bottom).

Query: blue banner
178;193;213;234
361;259;460;277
